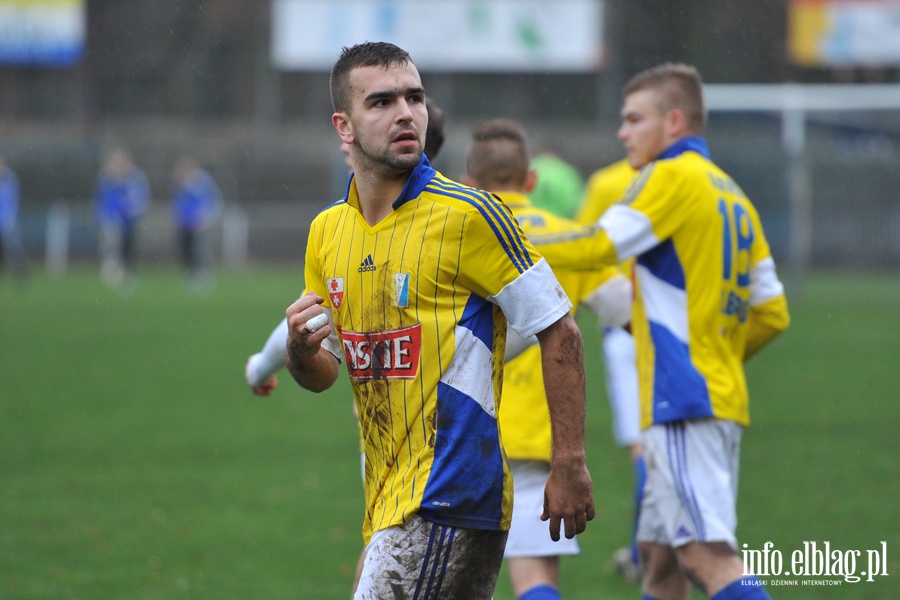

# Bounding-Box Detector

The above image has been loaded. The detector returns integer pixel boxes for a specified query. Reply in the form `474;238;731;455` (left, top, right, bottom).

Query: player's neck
353;169;411;226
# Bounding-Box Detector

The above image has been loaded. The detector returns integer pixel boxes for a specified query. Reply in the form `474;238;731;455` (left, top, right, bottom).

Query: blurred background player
463;118;632;600
575;157;645;584
0;156;29;285
171;155;223;293
552;63;790;599
528;146;585;219
94;147;151;290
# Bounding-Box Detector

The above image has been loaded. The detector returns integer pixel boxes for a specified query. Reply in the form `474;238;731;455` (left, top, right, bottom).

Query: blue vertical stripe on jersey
649;321;713;423
637;239;685;290
428;180;533;274
421;381;504;529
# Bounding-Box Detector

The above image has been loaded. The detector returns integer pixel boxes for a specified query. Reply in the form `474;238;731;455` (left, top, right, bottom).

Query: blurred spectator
171;156;222;292
0;157;29;285
94;147;151;290
529;149;585;219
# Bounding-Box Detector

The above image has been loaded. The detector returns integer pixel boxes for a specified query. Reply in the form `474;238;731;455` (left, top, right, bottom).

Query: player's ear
666;107;688;138
523;169;538;194
333;112;355;144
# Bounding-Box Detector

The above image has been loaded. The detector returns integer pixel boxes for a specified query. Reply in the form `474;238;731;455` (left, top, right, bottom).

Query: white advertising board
0;0;85;66
272;0;605;72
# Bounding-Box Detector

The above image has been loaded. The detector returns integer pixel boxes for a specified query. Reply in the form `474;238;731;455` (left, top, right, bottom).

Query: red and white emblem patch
327;277;344;309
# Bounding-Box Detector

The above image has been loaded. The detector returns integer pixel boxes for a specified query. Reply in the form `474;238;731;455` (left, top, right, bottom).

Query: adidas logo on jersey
358;254;376;273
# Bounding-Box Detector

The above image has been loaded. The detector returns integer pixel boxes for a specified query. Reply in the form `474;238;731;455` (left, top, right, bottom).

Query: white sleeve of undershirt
245;318;289;388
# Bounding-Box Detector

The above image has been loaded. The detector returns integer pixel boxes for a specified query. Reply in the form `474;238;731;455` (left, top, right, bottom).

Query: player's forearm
285;346;340;392
537;314;588;466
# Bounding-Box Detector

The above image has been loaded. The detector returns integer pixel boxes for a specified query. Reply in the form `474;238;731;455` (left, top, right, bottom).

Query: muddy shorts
354;514;508;599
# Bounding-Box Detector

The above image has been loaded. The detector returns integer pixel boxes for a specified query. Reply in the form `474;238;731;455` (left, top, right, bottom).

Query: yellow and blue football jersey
304;157;571;543
559;138;790;429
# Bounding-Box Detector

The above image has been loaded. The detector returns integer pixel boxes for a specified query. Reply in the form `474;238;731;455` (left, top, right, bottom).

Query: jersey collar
342;154;437;211
393;154;437;209
657;136;710;161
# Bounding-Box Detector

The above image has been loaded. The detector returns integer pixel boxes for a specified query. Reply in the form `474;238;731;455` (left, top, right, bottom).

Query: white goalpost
704;83;900;289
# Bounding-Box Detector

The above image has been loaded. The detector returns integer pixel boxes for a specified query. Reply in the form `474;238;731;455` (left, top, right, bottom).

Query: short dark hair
623;63;706;133
424;98;445;160
466;119;530;190
330;42;412;113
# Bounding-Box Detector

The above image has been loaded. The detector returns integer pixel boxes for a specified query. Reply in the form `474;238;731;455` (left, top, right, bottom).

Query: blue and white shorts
636;419;743;550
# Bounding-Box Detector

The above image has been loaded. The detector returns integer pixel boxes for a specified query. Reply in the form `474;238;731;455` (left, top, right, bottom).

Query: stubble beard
354;133;422;177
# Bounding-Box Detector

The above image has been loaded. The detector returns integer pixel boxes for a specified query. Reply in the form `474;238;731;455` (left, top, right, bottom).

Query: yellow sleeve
744;295;790;360
524;220;620;272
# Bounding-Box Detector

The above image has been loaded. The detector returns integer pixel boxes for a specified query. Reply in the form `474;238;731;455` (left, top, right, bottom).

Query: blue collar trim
657;136;710;161
393;154;436;209
343;154;436;209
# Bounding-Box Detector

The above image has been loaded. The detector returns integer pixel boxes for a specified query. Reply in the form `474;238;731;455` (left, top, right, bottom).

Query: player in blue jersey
94;147;150;289
0;157;29;285
583;64;790;600
171;156;222;292
265;43;595;599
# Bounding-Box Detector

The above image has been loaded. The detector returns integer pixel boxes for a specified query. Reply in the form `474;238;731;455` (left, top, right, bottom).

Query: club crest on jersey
391;273;410;307
338;323;422;381
358;254;376;273
327;277;344;309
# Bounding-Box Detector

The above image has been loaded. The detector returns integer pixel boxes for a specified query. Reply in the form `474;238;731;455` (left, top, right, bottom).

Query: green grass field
2;267;898;599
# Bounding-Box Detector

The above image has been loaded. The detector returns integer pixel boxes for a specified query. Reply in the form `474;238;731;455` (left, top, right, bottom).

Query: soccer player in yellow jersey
463;119;632;600
564;64;790;600
283;42;594;599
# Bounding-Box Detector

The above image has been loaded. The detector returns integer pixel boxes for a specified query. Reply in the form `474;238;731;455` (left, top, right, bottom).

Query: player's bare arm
535;313;596;541
285;292;340;393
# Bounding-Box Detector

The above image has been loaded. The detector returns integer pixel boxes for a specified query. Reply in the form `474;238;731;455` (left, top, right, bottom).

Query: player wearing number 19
564;64;790;599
